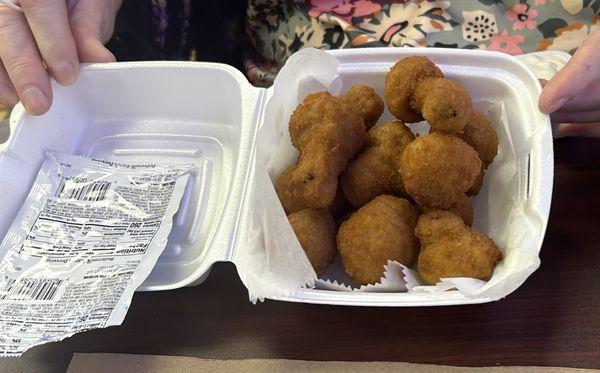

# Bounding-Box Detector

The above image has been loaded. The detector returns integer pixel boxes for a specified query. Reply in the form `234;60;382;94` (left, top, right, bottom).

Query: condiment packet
0;151;192;356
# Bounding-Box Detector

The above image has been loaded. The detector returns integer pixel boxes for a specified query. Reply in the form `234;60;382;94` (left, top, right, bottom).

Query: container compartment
259;48;553;306
0;62;265;290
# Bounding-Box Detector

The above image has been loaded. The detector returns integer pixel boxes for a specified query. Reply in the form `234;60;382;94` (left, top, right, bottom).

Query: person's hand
0;0;122;115
539;30;600;137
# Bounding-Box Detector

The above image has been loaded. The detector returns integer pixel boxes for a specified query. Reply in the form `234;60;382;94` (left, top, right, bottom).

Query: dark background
108;0;249;70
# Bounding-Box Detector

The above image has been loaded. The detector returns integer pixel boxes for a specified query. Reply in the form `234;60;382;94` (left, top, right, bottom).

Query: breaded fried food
337;195;419;285
276;165;310;214
415;210;502;285
288;209;337;276
421;194;473;226
277;92;366;213
342;120;415;206
460;111;498;167
458;111;499;195
447;194;473;227
341;84;384;129
385;56;472;134
412;78;472;133
399;132;481;209
385;56;443;123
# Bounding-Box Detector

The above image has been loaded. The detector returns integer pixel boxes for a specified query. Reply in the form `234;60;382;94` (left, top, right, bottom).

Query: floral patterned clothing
245;0;600;86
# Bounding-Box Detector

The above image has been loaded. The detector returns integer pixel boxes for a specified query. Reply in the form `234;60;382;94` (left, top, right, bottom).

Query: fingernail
21;86;49;115
52;61;78;85
546;97;569;114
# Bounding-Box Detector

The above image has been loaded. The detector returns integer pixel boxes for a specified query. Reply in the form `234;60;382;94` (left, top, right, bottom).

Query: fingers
20;0;79;85
0;6;52;115
0;61;18;107
539;29;600;114
74;35;116;63
547;80;600;113
551;109;600;123
70;1;117;63
558;122;600;138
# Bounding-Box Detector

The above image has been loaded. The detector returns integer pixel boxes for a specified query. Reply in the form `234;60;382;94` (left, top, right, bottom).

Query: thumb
539;30;600;114
69;2;118;63
75;34;115;62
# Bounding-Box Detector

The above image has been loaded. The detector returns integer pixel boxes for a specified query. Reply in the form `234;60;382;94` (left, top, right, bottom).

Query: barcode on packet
57;178;112;202
0;278;63;301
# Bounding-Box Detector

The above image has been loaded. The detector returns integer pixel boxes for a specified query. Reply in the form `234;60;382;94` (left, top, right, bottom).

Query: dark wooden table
4;138;600;372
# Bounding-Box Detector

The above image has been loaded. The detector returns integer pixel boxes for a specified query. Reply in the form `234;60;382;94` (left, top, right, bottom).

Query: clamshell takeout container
0;48;567;306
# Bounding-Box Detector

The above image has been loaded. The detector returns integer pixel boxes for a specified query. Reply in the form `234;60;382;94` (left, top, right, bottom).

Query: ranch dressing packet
0;151;191;356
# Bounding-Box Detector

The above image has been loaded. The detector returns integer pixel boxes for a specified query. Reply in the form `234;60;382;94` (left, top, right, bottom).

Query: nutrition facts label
0;152;191;355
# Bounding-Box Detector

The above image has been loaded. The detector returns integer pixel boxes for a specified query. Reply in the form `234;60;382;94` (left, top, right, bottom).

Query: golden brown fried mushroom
458;111;499;195
288;209;337;277
342;120;415;206
385;56;473;134
337;195;419;285
411;77;472;134
385;56;443;123
342;84;384;130
276;165;310;214
398;132;481;209
415;210;502;285
277;92;366;213
459;111;499;168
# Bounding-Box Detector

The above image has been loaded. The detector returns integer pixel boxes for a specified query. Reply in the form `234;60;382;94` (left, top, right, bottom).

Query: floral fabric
245;0;600;86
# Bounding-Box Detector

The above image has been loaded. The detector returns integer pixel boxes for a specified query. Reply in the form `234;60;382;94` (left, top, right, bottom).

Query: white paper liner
233;48;339;303
315;259;407;293
315;255;354;291
258;48;549;300
233;159;317;303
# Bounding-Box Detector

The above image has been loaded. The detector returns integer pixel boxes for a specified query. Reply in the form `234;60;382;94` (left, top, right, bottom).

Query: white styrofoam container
0;48;565;306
